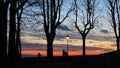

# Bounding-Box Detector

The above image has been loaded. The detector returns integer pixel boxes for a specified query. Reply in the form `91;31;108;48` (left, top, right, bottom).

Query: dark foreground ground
11;51;120;68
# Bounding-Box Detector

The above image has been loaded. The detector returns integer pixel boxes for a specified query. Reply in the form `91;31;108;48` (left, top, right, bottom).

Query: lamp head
66;35;69;40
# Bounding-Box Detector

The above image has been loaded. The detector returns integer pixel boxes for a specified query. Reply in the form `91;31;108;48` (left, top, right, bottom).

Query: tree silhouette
8;0;28;62
74;0;99;57
0;0;9;63
16;2;24;58
107;0;120;51
42;0;72;57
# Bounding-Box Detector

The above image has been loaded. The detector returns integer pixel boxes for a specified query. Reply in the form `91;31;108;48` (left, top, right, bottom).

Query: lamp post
66;35;69;54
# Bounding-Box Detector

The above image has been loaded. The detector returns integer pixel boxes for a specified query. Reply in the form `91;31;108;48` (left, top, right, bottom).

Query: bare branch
16;0;28;12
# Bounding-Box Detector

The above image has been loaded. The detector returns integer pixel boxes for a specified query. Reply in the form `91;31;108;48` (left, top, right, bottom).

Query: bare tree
16;2;24;58
8;0;28;62
74;0;99;56
42;0;72;57
107;0;120;51
16;0;39;58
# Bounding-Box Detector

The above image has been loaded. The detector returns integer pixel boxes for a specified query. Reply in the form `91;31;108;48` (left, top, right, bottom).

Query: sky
20;0;118;57
21;24;117;57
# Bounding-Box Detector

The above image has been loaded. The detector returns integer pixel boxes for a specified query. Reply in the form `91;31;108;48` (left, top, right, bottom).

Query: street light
66;35;69;54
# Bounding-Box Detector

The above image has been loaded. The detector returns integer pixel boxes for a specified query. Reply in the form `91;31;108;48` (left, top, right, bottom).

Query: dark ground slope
81;50;120;68
17;51;120;68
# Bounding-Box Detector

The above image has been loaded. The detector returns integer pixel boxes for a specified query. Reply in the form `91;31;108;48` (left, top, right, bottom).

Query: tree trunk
47;34;54;58
117;22;120;50
16;17;21;58
82;36;86;57
8;0;17;62
0;7;7;63
16;8;23;58
116;37;119;51
47;39;53;58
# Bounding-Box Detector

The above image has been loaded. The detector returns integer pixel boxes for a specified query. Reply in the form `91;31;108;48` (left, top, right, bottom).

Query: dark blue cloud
22;43;47;51
22;42;113;51
55;34;65;39
100;29;109;34
57;25;72;31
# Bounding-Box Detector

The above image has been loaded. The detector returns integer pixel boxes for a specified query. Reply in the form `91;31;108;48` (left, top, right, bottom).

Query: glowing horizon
21;36;117;57
22;49;115;57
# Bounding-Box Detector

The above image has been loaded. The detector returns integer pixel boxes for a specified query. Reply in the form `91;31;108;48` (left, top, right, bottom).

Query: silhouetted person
62;50;68;57
38;52;41;58
62;50;65;56
65;51;68;56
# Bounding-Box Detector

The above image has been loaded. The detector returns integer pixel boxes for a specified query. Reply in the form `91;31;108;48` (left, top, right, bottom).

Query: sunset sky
21;24;117;57
20;0;118;57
